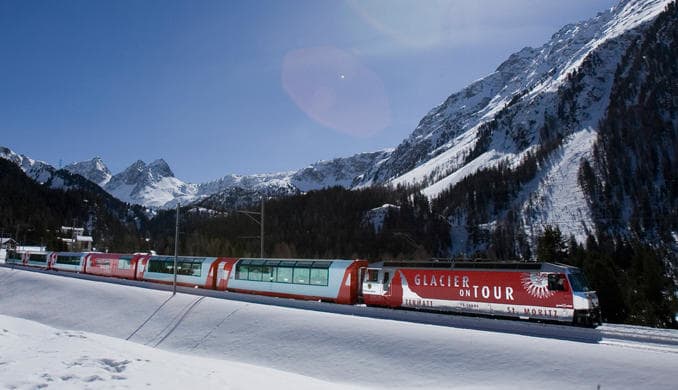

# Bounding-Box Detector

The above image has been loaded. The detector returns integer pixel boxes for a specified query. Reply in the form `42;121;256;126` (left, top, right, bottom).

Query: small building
59;227;93;251
60;226;85;237
1;238;17;250
17;245;48;252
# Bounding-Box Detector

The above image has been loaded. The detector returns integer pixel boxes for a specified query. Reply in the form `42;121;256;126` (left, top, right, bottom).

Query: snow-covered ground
1;267;677;389
0;315;363;390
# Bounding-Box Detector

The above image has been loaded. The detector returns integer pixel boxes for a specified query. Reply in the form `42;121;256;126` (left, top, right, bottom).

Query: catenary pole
174;202;179;295
237;198;265;258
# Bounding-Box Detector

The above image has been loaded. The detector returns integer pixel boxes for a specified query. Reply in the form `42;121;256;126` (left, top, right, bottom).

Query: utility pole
173;202;179;295
238;198;265;258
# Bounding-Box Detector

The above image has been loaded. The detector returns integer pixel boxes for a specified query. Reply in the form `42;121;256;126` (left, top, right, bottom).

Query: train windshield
365;269;379;283
568;271;591;292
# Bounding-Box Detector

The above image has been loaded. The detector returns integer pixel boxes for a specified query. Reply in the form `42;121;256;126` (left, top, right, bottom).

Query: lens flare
281;46;391;137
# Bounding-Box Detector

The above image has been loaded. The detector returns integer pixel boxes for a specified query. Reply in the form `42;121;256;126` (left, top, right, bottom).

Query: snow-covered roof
61;226;85;233
16;246;47;252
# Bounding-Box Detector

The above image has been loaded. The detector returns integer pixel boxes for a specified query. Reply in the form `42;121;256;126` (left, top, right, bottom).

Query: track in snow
2;264;677;353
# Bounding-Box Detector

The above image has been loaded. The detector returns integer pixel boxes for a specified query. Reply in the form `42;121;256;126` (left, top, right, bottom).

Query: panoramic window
147;257;202;276
310;268;329;286
56;255;81;265
237;264;250;280
235;259;331;286
248;265;263;281
28;253;46;262
276;267;293;283
293;267;310;284
148;260;172;274
118;256;132;270
262;265;276;282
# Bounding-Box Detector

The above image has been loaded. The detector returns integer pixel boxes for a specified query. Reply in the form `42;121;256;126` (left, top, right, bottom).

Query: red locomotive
362;261;601;326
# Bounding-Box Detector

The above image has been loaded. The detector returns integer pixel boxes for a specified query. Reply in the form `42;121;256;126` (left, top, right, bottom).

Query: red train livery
3;250;601;326
362;261;601;326
4;250;368;305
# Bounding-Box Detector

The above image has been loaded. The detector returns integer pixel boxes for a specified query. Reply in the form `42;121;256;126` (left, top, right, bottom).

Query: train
3;249;602;326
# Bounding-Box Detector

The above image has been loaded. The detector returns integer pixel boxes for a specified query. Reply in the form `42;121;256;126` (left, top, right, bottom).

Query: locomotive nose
588;292;600;308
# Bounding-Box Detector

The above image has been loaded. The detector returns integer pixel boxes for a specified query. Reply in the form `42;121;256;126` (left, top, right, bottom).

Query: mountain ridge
1;0;675;252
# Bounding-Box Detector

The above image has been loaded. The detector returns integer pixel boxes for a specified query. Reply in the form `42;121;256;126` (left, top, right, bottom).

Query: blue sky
1;0;617;183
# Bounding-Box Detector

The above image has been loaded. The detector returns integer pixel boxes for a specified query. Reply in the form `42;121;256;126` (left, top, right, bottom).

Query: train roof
238;257;357;264
376;261;579;273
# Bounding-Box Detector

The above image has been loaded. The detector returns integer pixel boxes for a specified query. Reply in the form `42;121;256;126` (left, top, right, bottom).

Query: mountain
359;0;671;189
0;146;56;184
3;0;675;251
0;157;149;252
56;150;390;210
103;159;198;209
1;145;391;210
353;0;676;252
64;157;112;186
290;150;392;191
0;146;111;192
585;1;678;243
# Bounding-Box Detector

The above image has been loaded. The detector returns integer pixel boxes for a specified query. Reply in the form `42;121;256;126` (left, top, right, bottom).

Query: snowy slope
353;0;673;244
0;145;56;184
0;315;362;390
290;150;392;192
0;145;104;191
1;145;390;209
364;0;670;189
63;150;392;209
1;267;678;389
103;159;199;208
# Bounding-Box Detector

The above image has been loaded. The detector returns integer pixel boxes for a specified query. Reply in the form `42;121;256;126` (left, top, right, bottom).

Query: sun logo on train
521;272;555;299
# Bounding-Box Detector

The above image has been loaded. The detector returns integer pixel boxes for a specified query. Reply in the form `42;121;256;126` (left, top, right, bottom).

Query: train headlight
589;294;599;307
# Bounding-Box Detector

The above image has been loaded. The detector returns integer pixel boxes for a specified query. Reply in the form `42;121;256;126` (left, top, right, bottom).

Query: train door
362;266;397;307
363;268;391;296
357;267;367;301
382;270;391;296
82;254;92;274
136;257;149;279
48;252;57;269
208;258;230;290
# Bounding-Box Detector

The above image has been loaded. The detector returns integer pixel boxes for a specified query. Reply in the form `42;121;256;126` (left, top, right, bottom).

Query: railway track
598;323;678;352
2;263;677;352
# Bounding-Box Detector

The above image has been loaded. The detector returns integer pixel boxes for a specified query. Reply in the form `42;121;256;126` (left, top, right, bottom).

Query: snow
0;315;360;390
521;128;598;243
392;124;481;190
363;204;399;233
1;267;678;389
64;157;112;186
0;145;56;184
395;0;668;200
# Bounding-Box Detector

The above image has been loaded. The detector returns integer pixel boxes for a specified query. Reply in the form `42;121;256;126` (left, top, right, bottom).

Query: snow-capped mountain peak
148;159;174;179
358;0;671;191
103;159;195;208
0;146;56;184
64;157;112;186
